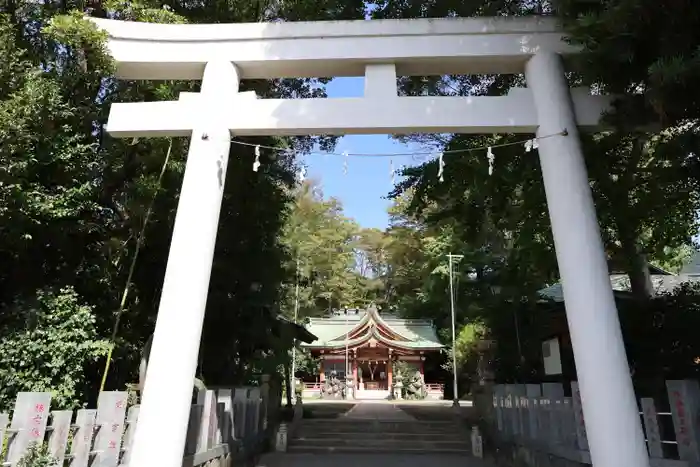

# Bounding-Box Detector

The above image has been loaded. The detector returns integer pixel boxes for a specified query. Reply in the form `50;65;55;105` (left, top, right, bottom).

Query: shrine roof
538;258;700;302
300;307;443;350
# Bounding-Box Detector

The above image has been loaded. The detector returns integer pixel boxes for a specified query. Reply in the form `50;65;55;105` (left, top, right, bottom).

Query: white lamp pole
345;308;350;398
290;256;300;403
447;253;463;407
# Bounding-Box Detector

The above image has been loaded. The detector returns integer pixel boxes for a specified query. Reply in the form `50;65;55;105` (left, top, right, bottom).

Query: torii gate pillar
525;52;650;467
127;60;238;467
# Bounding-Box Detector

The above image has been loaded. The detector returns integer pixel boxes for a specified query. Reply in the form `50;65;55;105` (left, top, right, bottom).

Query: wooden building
300;307;444;399
535;260;700;381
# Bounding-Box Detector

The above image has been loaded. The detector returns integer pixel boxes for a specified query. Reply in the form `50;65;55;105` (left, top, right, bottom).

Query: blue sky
306;78;700;246
305;77;418;230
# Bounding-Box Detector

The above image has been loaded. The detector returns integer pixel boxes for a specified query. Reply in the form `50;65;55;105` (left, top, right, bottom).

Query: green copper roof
300;307;443;350
539;274;700;302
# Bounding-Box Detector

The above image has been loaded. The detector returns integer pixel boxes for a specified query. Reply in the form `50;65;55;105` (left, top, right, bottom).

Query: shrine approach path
257;401;496;467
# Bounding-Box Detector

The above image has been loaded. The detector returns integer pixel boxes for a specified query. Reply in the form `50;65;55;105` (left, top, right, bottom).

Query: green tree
352;227;391;307
0;288;109;411
280;179;363;319
557;0;700;128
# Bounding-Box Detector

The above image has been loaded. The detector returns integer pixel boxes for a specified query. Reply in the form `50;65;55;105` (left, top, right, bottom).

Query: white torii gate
92;16;650;467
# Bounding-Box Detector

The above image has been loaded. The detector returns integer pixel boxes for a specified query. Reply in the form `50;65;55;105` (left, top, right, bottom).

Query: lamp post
446;253;463;407
290;256;300;403
345;307;351;399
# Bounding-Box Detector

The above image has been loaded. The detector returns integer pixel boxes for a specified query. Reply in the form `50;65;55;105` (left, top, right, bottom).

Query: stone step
301;419;461;427
291;437;470;450
287;443;473;455
296;426;470;441
295;431;467;438
297;422;465;434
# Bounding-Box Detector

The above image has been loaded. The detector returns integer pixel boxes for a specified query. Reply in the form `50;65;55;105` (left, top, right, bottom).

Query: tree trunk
613;136;653;301
284;359;293;407
620;235;654;300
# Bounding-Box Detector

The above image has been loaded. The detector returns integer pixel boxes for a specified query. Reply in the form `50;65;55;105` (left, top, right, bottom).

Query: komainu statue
404;370;427;400
320;370;346;399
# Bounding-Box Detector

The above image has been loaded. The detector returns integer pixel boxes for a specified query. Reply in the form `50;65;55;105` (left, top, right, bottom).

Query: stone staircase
289;413;472;454
354;389;391;400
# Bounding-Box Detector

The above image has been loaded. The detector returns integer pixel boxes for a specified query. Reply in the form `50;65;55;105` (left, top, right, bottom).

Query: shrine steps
289;419;472;454
295;419;464;433
354;389;391;400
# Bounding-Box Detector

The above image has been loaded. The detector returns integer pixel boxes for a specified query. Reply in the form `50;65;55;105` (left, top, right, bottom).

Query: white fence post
216;402;227;445
505;391;513;438
248;387;261;438
515;395;526;437
260;375;270;432
185;404;203;456
216;389;236;444
667;380;700;461
246;399;259;439
507;385;526;437
47;410;72;465
541;382;564;447
526;397;539;440
93;391;128;467
541;382;565;399
0;412;9;465
551;398;565;446
7;392;52;464
561;398;577;448
493;384;505;433
70;409;97;467
538;397;551;447
120;405;140;465
525;384;541;441
233;388;248;440
571;381;589;451
640;398;663;459
196;390;218;452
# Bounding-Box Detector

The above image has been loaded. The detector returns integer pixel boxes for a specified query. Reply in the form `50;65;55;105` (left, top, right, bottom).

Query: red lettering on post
671;390;691;447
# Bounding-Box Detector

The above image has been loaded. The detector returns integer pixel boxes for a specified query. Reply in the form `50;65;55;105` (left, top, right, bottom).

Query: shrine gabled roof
300;307;443;350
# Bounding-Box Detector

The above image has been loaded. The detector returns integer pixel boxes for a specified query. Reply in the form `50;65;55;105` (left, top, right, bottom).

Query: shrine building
300;306;445;399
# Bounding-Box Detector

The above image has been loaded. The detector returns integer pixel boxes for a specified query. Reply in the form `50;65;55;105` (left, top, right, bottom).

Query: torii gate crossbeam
92;16;650;467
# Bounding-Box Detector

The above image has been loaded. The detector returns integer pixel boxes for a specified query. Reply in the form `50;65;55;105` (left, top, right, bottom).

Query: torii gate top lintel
93;16;611;138
91;16;574;81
